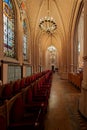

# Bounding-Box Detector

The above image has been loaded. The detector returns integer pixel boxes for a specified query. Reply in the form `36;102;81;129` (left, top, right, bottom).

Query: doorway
52;65;55;72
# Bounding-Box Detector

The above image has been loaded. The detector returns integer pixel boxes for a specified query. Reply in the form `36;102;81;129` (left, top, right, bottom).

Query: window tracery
3;0;15;58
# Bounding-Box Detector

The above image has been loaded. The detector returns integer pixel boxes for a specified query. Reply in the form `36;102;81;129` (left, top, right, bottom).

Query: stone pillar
79;0;87;118
73;28;78;73
22;65;26;77
60;45;68;80
2;63;8;84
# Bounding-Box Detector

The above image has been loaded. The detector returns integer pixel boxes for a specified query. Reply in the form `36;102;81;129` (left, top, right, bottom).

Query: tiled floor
44;73;87;130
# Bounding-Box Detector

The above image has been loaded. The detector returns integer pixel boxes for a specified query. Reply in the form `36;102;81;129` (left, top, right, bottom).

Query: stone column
73;28;78;73
79;0;87;118
60;44;68;80
2;63;8;84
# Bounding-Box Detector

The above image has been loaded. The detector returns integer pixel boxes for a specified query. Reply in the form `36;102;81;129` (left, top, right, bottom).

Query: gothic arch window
3;0;15;58
77;7;84;68
78;41;80;53
23;19;27;60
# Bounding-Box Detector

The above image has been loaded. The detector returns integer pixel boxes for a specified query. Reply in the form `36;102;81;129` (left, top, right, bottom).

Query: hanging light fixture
47;34;56;65
48;34;56;52
39;0;57;34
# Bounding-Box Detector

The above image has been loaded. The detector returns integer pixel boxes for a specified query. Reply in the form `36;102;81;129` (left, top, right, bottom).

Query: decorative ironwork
39;0;57;34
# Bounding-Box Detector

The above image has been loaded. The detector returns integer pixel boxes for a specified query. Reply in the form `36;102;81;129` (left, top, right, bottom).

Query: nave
0;70;87;130
1;0;87;121
44;73;87;130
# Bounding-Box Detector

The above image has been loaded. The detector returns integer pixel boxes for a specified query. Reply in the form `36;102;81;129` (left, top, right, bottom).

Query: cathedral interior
0;0;87;130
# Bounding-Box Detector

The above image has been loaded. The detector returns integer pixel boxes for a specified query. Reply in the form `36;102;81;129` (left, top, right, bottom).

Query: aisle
44;73;84;130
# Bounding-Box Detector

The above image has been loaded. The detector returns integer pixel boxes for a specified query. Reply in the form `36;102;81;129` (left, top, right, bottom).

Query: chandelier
48;34;56;52
48;45;56;52
39;0;57;34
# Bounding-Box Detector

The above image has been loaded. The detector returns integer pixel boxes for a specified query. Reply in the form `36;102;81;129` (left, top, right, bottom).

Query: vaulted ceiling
17;0;82;52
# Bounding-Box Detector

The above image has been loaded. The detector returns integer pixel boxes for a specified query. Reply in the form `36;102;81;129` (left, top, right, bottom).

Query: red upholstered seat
25;87;48;114
10;96;24;123
25;77;31;86
2;83;12;100
20;78;26;89
26;87;45;105
0;115;7;130
12;80;21;95
8;95;43;130
32;83;49;103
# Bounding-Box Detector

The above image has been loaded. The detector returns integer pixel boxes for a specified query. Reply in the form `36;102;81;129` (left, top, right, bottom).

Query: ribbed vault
16;0;83;71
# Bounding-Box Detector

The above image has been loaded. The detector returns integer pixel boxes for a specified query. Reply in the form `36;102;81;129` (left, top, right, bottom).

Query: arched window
78;41;80;53
23;19;27;60
3;0;15;58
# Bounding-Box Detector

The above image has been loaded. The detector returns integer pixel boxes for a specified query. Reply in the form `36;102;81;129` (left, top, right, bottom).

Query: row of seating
0;70;51;103
0;70;53;130
68;71;83;90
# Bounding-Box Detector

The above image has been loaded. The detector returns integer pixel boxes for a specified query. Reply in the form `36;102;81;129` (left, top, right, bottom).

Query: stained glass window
3;0;15;58
23;19;27;60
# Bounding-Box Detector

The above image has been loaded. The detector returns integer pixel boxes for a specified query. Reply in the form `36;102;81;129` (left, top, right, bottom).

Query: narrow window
3;0;15;58
23;19;27;60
